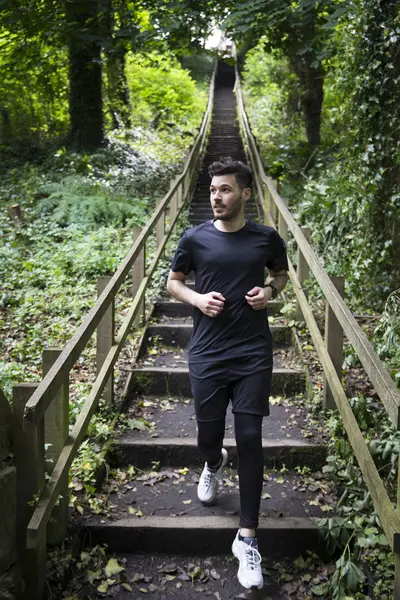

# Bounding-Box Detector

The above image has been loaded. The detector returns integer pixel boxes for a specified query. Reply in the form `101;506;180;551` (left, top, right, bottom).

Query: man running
167;157;289;590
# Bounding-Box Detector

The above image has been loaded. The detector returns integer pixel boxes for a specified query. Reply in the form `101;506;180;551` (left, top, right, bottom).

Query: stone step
129;367;306;397
119;393;319;442
89;464;335;522
84;515;322;557
112;438;327;470
83;461;335;555
153;299;285;319
142;324;292;351
66;551;315;599
189;208;259;216
136;346;299;372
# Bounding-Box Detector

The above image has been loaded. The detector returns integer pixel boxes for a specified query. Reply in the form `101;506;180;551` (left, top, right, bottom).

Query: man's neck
213;214;246;233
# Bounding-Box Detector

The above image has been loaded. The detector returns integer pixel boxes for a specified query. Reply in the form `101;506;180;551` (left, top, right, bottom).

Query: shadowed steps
81;62;331;597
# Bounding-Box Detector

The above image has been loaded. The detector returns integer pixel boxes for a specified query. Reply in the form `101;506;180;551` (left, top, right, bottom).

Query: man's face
210;174;251;221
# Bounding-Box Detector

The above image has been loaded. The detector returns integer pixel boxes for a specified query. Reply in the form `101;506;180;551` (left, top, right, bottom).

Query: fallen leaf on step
148;583;159;591
177;467;189;475
158;563;177;574
97;581;108;593
104;558;125;577
223;478;234;487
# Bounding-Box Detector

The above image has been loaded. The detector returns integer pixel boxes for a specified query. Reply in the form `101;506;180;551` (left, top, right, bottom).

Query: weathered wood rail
10;66;217;599
235;65;400;597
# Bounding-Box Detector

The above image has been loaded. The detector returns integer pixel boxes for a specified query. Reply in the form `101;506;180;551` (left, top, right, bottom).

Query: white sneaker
197;448;228;504
232;530;263;590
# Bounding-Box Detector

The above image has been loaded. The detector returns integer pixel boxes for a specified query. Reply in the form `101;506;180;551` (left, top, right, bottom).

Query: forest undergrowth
239;10;400;596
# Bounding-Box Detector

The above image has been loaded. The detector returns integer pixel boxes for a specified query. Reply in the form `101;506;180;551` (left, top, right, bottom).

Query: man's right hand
196;292;225;317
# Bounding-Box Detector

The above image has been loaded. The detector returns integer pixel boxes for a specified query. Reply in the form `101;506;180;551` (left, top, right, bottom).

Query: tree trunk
292;56;324;147
302;59;324;146
66;0;104;150
293;3;324;147
101;0;131;130
107;45;131;129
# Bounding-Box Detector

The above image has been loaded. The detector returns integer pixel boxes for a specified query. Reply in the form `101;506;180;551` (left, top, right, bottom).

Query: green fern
37;176;153;226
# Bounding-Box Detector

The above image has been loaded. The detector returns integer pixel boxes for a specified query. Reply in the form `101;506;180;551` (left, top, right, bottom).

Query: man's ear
242;188;251;201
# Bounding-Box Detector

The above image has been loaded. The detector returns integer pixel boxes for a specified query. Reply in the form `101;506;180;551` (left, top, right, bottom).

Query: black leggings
197;413;263;529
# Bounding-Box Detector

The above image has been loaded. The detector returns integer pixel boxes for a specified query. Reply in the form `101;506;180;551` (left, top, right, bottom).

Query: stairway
189;61;260;226
79;62;334;598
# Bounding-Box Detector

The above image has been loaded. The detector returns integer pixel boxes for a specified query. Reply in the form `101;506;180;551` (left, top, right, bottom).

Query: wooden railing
14;65;216;599
235;66;400;596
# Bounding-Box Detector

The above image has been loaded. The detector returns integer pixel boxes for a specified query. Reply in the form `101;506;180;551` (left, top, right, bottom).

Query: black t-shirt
170;220;289;364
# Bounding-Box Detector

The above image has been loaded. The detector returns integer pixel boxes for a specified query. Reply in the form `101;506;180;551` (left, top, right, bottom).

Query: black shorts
189;358;273;422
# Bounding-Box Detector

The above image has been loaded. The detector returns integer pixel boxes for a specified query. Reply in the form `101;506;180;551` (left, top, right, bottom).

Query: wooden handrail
265;181;400;428
24;64;216;550
235;66;400;429
23;65;217;430
234;65;400;556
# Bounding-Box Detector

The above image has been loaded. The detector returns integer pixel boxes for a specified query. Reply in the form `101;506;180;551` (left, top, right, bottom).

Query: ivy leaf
345;561;365;592
127;418;151;431
104;558;125;578
87;569;101;584
321;504;334;512
97;581;108;593
312;582;328;596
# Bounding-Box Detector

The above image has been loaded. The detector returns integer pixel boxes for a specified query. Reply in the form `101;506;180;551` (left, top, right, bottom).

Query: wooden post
42;349;69;545
97;277;114;405
295;227;311;322
395;459;400;599
395;549;400;598
13;383;46;600
156;198;164;248
169;177;179;226
263;185;271;225
132;227;145;326
182;172;187;200
323;276;345;410
170;182;179;226
176;180;183;209
270;179;277;226
278;197;288;243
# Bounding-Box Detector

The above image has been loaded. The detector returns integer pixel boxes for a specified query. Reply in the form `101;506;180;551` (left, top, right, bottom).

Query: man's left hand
245;286;271;310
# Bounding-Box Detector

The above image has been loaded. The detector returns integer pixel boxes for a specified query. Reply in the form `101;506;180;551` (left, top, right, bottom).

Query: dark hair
208;156;253;190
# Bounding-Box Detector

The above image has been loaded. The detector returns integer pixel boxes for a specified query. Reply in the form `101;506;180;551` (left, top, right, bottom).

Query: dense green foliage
238;2;400;596
0;53;208;397
0;0;214;149
241;1;400;313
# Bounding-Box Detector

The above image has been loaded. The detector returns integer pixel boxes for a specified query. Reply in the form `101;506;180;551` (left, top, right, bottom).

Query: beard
212;195;243;221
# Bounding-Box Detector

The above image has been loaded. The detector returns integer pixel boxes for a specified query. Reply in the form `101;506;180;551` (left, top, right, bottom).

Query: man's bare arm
167;271;225;318
167;271;200;306
266;268;289;295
